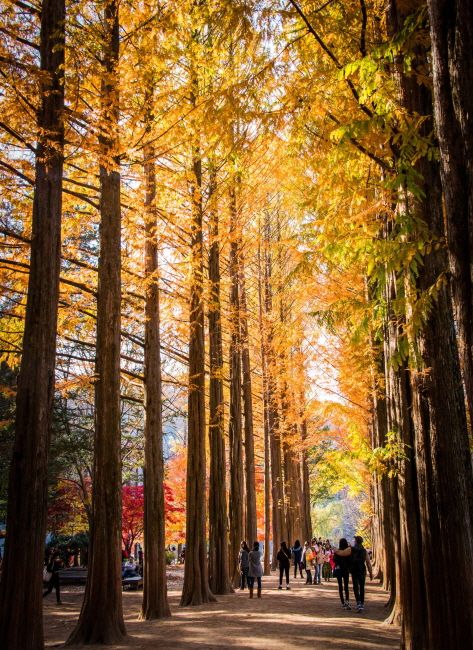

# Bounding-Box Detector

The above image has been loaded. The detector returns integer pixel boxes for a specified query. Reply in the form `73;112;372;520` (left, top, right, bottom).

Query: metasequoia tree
228;178;245;587
180;23;215;600
140;88;171;618
239;254;258;545
284;0;473;646
262;214;285;566
0;0;65;647
426;0;473;428
258;224;271;575
66;0;126;642
388;2;473;646
207;163;232;594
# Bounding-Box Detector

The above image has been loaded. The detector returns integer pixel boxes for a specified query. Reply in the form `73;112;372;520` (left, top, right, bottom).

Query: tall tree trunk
426;0;473;429
300;417;312;544
180;78;215;605
409;110;473;650
66;1;126;643
368;347;390;591
228;183;244;587
383;272;424;640
140;137;171;619
258;229;271;576
239;255;257;544
208;168;232;595
264;215;284;567
386;3;473;645
0;1;65;647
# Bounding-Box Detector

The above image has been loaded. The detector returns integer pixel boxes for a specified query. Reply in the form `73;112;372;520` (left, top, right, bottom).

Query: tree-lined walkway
44;573;400;649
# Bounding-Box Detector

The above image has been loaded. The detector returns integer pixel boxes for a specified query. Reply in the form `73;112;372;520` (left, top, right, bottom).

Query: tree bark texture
239;256;257;545
386;3;473;645
228;184;244;587
258;232;271;575
263;216;285;567
426;0;473;429
66;1;126;642
140;140;171;620
383;277;425;642
300;418;312;544
180;117;215;605
0;1;64;647
207;171;232;595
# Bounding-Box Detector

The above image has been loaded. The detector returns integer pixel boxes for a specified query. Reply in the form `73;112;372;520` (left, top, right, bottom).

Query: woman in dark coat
238;540;250;590
291;539;303;578
333;538;351;609
276;541;292;590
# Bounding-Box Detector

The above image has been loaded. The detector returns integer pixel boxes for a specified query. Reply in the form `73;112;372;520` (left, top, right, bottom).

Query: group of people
237;541;264;598
238;535;373;613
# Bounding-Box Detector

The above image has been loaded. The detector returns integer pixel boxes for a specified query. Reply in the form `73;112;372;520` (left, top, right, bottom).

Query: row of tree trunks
0;0;65;646
369;3;473;647
426;0;473;430
66;0;126;642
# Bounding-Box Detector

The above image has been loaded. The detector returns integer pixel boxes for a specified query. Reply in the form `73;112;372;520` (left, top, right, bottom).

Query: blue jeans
315;564;322;583
247;576;262;589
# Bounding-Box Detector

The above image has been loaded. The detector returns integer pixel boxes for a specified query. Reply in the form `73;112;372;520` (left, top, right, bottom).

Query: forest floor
44;567;400;649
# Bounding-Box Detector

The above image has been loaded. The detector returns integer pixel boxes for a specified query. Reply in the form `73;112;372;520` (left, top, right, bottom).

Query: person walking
336;535;373;612
248;541;263;598
315;541;324;585
238;541;250;590
333;538;351;609
322;545;333;581
43;550;63;604
291;539;303;578
302;541;313;584
277;541;292;590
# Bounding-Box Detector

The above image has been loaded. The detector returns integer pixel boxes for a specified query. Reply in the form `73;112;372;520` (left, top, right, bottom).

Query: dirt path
44;570;400;649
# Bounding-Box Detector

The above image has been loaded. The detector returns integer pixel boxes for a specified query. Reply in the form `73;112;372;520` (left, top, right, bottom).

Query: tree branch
288;0;373;118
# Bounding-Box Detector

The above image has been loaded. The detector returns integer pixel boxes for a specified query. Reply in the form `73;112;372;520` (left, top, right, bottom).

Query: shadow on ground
44;571;400;649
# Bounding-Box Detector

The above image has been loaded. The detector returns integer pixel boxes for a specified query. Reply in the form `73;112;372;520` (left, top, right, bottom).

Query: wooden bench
122;575;143;590
58;567;88;584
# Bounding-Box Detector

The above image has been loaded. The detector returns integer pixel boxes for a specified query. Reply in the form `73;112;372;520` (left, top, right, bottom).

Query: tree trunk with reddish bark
239;256;257;545
140;137;171;620
228;183;244;587
66;2;126;643
208;170;232;595
426;0;473;430
180;72;215;604
0;1;65;647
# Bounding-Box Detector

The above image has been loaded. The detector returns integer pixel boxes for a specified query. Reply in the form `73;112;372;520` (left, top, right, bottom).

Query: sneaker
278;585;282;590
286;585;291;590
345;601;352;610
356;602;362;613
359;603;365;611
